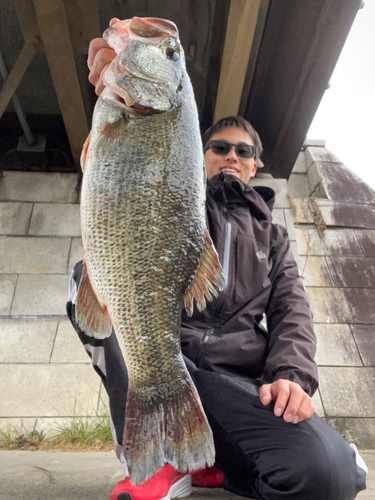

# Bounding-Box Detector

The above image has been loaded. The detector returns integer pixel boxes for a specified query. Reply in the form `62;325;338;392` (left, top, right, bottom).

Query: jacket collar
207;173;275;222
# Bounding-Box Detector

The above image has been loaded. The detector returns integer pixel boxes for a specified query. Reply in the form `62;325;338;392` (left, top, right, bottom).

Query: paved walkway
0;450;373;499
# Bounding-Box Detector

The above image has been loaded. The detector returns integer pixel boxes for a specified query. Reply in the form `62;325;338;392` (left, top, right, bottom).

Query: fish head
102;17;186;113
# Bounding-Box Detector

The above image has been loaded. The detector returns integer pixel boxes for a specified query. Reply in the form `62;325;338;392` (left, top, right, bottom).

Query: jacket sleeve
264;227;318;396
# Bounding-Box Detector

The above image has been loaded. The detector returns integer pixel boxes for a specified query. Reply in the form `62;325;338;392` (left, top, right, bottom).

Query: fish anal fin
80;131;91;172
75;262;112;339
124;372;215;484
183;231;224;317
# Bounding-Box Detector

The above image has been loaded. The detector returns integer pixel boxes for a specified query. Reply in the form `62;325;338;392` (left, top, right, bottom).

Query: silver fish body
77;17;223;484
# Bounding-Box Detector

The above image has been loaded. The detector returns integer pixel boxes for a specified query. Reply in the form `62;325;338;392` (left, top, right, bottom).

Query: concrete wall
285;143;375;447
0;171;107;436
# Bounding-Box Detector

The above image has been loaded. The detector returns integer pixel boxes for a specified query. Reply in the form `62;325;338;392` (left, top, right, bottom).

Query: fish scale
76;17;224;484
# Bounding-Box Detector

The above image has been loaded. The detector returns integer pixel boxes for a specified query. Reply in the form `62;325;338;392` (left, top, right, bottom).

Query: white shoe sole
350;443;369;474
161;474;192;500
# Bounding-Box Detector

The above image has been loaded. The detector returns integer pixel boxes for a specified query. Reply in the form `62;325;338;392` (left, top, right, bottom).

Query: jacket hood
207;173;276;221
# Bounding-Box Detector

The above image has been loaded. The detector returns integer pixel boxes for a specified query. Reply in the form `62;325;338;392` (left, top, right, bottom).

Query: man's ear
250;162;257;178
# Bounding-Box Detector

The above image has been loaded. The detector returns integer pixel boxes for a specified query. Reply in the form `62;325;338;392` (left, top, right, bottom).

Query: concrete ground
0;450;373;500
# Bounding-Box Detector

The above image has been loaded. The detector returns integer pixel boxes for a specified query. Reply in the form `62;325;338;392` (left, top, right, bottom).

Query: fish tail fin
75;261;112;339
183;231;224;316
124;371;215;484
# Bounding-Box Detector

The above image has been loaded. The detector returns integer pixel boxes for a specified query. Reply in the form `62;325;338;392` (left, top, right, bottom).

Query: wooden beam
14;0;101;55
200;0;231;132
0;41;37;119
214;0;261;122
32;0;89;168
64;0;101;54
13;0;43;51
238;0;271;116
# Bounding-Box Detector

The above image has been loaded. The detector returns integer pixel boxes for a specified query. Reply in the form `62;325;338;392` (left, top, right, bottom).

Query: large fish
77;17;224;484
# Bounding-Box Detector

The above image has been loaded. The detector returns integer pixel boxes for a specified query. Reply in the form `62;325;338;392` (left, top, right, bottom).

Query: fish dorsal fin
80;131;91;172
183;232;224;316
75;262;113;339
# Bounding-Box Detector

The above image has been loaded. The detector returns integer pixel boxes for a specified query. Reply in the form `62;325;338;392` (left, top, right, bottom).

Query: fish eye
166;48;179;62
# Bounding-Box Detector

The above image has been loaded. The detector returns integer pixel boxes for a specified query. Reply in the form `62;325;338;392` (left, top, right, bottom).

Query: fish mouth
108;89;153;114
115;94;126;105
103;66;155;114
105;67;137;108
116;93;150;112
103;17;179;53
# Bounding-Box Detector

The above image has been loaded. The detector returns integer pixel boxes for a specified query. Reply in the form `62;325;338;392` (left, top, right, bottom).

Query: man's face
204;126;257;184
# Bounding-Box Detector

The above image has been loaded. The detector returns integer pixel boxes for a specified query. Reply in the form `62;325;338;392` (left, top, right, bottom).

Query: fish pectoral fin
101;115;127;141
183;231;225;317
80;131;91;172
95;116;127;155
75;262;112;339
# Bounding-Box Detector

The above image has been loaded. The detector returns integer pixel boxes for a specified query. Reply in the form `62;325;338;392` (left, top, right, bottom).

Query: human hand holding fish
87;18;118;96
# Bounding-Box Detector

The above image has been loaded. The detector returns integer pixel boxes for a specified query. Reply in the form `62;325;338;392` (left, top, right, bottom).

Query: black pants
185;358;366;500
67;266;366;499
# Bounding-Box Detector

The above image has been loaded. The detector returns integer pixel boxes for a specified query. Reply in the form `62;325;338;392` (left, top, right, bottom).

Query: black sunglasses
204;140;256;159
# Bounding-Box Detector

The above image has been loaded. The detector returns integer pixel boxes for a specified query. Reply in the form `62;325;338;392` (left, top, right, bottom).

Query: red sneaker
110;464;192;500
191;466;224;487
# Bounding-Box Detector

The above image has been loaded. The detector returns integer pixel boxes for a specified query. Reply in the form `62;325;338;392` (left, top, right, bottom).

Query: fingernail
275;408;282;417
262;397;270;405
284;413;292;422
292;416;299;424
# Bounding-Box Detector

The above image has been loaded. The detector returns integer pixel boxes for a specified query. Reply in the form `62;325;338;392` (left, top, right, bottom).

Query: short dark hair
202;116;263;162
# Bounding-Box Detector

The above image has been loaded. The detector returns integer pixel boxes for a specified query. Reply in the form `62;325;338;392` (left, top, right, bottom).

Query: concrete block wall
0;172;107;435
286;146;375;448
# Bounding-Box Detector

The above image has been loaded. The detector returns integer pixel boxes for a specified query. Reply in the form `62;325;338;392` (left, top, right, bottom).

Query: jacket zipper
196;177;232;364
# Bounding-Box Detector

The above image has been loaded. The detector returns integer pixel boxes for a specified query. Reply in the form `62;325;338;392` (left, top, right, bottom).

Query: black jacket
180;173;318;396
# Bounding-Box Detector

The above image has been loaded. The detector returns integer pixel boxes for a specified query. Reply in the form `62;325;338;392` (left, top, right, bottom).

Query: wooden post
64;0;101;54
13;0;42;50
32;0;89;168
214;0;261;122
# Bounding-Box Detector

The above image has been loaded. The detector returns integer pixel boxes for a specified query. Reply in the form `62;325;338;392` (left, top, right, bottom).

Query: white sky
307;1;375;189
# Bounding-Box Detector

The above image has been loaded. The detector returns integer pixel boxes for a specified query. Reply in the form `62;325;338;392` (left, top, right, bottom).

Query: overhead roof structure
0;0;363;177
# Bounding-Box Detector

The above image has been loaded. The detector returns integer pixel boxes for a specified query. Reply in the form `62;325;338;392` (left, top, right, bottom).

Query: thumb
259;384;272;406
